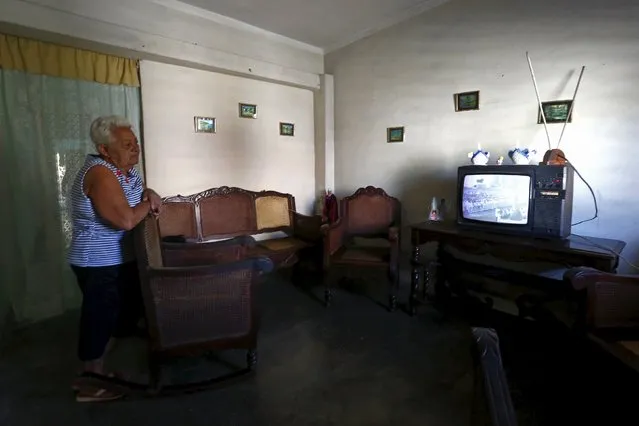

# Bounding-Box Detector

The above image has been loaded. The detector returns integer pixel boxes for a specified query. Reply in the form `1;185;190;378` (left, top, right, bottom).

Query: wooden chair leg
325;288;334;307
324;269;334;307
291;262;302;286
388;268;399;312
148;353;163;395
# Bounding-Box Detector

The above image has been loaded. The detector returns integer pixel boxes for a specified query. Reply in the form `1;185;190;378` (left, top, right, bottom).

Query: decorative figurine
496;156;504;165
508;148;537;165
468;149;490;165
429;197;441;221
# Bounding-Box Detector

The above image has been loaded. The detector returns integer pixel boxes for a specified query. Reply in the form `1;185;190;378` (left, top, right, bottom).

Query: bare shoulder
83;165;119;196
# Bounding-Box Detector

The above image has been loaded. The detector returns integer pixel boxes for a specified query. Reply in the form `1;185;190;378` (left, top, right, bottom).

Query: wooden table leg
410;244;421;316
423;263;431;300
435;244;453;312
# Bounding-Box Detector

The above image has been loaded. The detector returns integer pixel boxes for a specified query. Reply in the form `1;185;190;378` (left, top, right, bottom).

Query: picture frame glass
240;103;257;118
454;90;480;112
539;101;573;123
195;117;215;133
458;93;478;110
280;123;294;136
387;127;404;143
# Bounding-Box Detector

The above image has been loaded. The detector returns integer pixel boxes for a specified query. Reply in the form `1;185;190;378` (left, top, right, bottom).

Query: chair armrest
148;255;273;279
471;327;518;426
321;219;346;267
564;267;639;291
292;212;323;242
162;235;256;267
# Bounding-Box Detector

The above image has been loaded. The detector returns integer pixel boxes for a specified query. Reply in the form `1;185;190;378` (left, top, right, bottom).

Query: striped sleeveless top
67;155;144;267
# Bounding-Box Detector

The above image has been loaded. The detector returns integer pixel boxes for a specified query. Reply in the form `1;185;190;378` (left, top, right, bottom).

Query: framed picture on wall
239;103;258;119
387;126;405;143
279;122;295;136
194;116;216;133
454;90;480;112
538;100;573;124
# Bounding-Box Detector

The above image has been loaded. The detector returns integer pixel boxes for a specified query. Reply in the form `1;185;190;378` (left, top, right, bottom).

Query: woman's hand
142;188;163;216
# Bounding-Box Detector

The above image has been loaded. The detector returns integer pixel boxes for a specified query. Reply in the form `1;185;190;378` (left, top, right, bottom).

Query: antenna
526;52;552;151
557;66;585;150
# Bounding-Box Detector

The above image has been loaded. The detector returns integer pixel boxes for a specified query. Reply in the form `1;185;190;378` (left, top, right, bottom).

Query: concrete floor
0;270;636;426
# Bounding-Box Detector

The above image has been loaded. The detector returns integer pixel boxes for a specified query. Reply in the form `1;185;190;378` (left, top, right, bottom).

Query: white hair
90;115;133;148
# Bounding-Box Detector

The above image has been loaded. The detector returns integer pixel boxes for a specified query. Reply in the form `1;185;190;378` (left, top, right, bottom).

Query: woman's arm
84;166;151;231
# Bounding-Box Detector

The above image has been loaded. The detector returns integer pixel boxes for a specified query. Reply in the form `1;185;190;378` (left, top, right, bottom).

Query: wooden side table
408;221;625;316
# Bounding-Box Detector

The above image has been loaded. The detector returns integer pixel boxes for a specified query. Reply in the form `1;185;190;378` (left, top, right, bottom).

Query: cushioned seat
248;237;312;268
257;237;310;252
332;246;390;264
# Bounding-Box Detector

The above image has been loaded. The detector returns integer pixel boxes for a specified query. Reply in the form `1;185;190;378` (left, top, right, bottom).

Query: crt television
457;164;574;239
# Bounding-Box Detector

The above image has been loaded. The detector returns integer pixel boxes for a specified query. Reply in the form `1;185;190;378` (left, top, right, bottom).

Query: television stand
409;221;626;317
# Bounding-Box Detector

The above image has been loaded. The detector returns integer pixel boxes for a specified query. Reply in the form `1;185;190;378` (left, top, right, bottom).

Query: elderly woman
67;115;162;402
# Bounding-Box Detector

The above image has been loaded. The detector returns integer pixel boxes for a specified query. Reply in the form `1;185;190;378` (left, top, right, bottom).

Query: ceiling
175;0;449;52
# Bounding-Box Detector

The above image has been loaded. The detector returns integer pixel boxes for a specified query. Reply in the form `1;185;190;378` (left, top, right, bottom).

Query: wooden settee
158;186;322;269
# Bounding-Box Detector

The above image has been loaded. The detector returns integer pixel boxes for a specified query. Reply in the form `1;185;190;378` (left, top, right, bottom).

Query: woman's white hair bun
90;115;132;148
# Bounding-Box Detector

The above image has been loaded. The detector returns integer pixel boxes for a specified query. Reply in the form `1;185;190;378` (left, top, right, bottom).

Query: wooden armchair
321;186;401;311
76;216;273;396
564;267;639;372
564;267;639;330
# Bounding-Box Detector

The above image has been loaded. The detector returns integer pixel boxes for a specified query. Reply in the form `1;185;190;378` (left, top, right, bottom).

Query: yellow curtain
0;34;139;87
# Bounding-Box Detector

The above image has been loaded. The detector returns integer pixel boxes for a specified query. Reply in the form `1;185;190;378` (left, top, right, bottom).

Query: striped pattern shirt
67;155;144;267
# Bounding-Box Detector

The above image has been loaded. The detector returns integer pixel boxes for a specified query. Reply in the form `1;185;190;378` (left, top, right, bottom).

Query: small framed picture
538;100;573;124
194;116;216;133
387;126;405;143
279;122;295;136
239;103;257;119
454;90;480;112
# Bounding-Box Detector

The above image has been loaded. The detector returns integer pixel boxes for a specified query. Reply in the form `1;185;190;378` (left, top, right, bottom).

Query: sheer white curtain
0;68;141;328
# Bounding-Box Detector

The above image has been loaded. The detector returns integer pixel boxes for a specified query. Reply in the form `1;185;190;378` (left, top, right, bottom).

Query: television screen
461;174;531;225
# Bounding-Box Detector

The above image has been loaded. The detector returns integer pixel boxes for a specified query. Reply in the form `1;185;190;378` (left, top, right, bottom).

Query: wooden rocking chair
75;216;273;397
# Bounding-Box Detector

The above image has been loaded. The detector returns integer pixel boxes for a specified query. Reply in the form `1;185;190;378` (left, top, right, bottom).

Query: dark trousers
71;262;143;362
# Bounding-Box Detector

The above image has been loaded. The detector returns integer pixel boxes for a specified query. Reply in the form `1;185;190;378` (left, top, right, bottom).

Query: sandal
76;387;123;403
72;371;122;392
